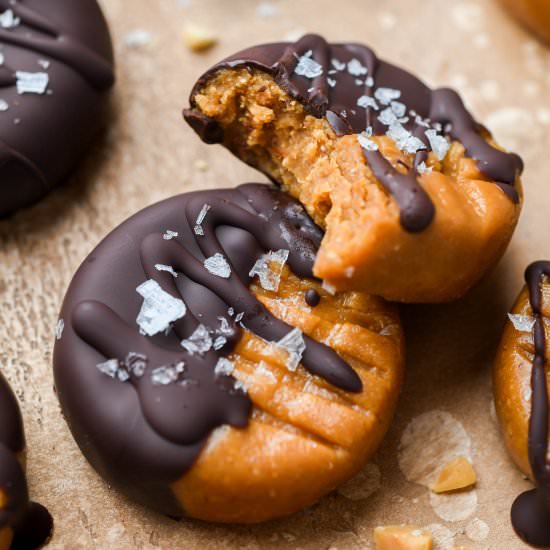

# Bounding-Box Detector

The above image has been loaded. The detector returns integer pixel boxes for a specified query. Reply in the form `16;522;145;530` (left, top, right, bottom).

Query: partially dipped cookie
184;34;523;303
53;183;404;523
0;370;52;549
0;0;114;217
494;262;550;547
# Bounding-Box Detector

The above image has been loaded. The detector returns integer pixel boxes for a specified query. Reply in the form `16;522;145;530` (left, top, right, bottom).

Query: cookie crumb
374;525;432;549
431;456;476;493
182;23;217;52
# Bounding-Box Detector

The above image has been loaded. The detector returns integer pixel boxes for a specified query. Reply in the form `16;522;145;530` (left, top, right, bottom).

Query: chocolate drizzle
511;261;550;547
0;371;53;548
54;184;361;516
185;34;523;232
0;0;114;217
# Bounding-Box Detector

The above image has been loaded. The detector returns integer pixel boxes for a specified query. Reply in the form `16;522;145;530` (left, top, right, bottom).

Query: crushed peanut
431;456;476;493
374;525;432;550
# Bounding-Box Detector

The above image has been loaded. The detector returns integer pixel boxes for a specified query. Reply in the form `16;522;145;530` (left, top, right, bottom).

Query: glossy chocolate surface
185;34;522;232
0;0;114;217
53;184;361;517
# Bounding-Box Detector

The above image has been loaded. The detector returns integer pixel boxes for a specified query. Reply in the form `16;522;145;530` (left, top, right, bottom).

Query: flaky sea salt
294;50;323;79
163;230;178;240
357;129;378;151
357;95;378;110
374;87;401;105
0;99;8;112
155;264;178;278
327;78;336;88
390;100;407;118
181;324;212;354
15;72;49;95
249;249;289;291
425;129;450;160
194;203;211;236
96;359;120;379
508;313;535;333
150;363;184;385
0;9;20;29
217;316;233;335
124;352;147;378
55;318;64;340
417;161;432;175
204;253;231;278
213;335;227;350
214;357;235;376
347;58;368;76
136;279;186;336
387;123;425;154
331;58;346;71
37;59;50;70
276;327;306;371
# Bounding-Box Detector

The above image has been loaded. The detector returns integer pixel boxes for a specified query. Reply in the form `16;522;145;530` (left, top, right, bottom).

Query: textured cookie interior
494;283;550;479
172;264;403;523
192;68;521;302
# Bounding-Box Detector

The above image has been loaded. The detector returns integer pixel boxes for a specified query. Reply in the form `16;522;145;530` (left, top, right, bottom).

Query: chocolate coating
0;371;52;548
184;34;523;233
53;184;361;517
0;0;114;217
510;261;550;547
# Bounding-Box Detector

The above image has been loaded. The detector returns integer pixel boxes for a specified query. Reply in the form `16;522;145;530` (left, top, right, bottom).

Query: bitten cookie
184;34;523;303
494;261;550;547
0;370;52;549
500;0;550;43
53;183;404;523
0;0;114;217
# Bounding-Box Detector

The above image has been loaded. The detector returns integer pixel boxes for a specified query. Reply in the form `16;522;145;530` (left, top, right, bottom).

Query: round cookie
0;370;52;549
500;0;550;43
184;34;523;303
53;183;404;523
494;261;550;546
0;0;115;217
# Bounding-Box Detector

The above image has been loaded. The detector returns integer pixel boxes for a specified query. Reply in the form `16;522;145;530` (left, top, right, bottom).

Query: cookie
0;0;115;217
0;370;52;549
53;183;404;523
500;0;550;43
494;261;550;547
184;34;523;303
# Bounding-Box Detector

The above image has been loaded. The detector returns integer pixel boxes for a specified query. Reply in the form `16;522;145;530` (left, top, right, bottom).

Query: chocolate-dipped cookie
494;261;550;547
0;0;114;217
500;0;550;43
184;34;523;303
0;370;52;549
53;183;404;523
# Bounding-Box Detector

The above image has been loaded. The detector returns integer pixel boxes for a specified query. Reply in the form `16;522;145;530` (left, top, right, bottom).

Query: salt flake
294;50;323;79
425;129;450;160
15;72;49;95
214;357;235;376
163;230;178;240
125;29;153;48
357;95;378;110
387;123;426;154
194;203;211;236
0;10;20;29
417;161;432;175
331;58;346;71
374;87;401;105
55;318;64;340
181;324;212;354
155;264;178;278
508;313;535;333
204;253;231;278
276;327;306;371
96;359;120;379
357;129;378;151
136;279;186;336
249;249;289;291
347;58;368;76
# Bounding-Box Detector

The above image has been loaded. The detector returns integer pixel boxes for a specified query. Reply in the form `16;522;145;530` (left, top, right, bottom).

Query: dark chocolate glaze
184;34;522;232
511;261;550;547
0;0;114;217
53;184;362;517
0;371;52;548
